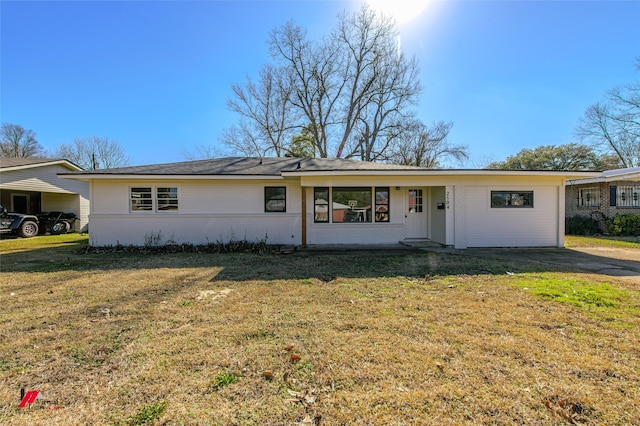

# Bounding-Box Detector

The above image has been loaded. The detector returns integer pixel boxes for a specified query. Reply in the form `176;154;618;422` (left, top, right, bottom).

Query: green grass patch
565;235;640;249
510;273;631;310
124;401;167;425
210;371;239;391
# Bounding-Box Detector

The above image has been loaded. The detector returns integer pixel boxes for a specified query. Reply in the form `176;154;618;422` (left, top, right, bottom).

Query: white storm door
405;188;428;238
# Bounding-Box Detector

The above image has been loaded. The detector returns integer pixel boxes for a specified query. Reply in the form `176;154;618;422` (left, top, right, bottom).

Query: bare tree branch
0;123;45;158
55;137;130;170
225;4;422;161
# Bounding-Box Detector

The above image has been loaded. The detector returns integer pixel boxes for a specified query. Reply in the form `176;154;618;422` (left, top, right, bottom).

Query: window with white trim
157;187;179;211
130;186;179;212
578;187;600;207
131;187;153;211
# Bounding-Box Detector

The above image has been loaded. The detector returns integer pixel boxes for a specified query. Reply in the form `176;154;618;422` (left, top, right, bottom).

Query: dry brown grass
1;235;639;425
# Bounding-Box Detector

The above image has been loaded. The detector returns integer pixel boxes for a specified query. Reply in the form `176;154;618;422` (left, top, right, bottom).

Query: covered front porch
299;184;452;248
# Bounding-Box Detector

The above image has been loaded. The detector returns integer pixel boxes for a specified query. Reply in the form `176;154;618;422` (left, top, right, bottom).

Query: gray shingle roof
0;157;82;170
66;157;426;176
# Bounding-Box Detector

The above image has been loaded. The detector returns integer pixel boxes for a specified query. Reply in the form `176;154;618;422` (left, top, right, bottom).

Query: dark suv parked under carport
0;205;39;238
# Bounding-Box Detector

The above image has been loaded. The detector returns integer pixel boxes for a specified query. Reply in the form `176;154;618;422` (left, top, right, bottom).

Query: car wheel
50;221;70;235
17;221;39;238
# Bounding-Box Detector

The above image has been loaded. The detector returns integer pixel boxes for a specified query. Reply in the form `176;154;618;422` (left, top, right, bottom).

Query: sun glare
366;0;429;24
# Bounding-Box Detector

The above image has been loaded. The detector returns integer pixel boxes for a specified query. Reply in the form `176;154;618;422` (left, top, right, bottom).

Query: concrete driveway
457;246;640;281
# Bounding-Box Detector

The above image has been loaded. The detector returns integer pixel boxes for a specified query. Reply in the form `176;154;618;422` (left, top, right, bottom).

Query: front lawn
565;234;640;249
1;235;639;425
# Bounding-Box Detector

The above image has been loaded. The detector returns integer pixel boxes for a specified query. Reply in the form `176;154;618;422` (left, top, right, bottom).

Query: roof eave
282;169;602;178
58;173;285;180
1;159;83;173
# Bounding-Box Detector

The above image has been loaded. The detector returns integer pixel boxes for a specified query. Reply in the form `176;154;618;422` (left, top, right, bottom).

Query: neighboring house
60;157;597;249
0;158;90;232
566;166;640;223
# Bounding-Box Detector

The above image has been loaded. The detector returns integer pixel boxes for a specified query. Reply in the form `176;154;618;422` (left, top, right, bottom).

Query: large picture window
265;187;286;212
332;187;372;223
491;191;534;208
312;186;391;223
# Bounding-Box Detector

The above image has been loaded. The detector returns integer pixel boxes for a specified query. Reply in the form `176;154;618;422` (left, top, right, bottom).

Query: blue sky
2;0;639;167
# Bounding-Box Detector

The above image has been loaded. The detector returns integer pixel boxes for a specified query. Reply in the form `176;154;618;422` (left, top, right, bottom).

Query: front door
405;188;428;238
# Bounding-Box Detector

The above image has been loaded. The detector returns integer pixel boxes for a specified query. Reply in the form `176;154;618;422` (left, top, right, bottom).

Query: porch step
399;239;446;248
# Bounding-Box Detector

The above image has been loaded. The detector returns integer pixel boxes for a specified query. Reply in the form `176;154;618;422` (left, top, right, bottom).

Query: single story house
60;157;598;249
566;167;640;222
1;158;90;232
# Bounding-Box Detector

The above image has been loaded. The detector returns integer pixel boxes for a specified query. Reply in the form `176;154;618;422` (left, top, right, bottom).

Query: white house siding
462;184;560;248
88;179;301;246
304;181;408;245
41;193;82;231
429;186;446;245
0;163;90;230
85;171;571;248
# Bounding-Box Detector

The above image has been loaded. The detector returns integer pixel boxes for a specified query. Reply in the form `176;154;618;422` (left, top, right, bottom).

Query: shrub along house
566;167;640;230
60;157;597;248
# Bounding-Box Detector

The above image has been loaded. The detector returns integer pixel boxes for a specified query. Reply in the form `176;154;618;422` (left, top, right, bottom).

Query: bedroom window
157;187;179;211
491;191;534;208
131;187;153;211
265;187;286;212
130;186;178;212
578;187;600;207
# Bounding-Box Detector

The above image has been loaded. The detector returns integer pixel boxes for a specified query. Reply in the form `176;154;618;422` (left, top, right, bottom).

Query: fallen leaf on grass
287;389;318;406
298;414;321;425
290;354;301;362
543;398;591;425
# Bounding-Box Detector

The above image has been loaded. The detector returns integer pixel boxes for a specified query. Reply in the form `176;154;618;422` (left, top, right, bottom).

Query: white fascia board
567;172;640;185
282;170;601;178
58;173;286;181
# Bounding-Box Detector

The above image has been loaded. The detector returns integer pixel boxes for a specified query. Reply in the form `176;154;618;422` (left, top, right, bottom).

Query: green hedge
606;214;640;236
566;215;601;236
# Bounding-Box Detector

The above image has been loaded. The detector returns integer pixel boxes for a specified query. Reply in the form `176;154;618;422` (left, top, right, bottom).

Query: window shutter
610;185;617;206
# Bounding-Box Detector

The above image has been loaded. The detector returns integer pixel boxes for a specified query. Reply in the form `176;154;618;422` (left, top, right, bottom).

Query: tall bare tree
0;123;46;158
55;136;130;169
387;120;467;168
224;64;298;157
224;4;422;160
575;71;639;167
182;144;226;160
